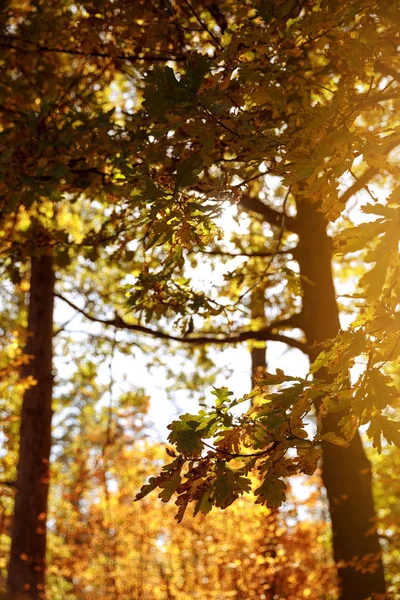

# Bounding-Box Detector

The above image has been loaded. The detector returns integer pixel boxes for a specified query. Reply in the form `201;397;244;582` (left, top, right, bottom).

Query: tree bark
296;200;386;600
7;254;55;598
250;283;268;389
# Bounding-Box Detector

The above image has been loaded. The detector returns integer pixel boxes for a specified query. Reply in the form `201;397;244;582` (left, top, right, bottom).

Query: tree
0;2;222;593
1;2;399;599
127;3;399;600
0;3;129;594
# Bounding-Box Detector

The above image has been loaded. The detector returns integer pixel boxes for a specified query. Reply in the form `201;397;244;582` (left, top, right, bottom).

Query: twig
349;169;378;202
182;0;223;50
0;40;185;62
201;439;275;458
236;186;292;304
194;248;294;258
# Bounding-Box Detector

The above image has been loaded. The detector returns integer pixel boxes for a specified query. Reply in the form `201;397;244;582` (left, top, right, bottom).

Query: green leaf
176;492;191;523
359;253;389;300
211;386;234;407
254;472;287;508
290;162;317;182
267;381;306;410
229;391;258;408
367;417;383;452
366;369;396;410
175;154;204;190
167;413;209;455
193;489;213;517
361;202;397;218
213;463;251;509
323;391;352;413
276;0;295;18
169;427;204;456
298;446;322;476
214;464;236;509
185;53;211;92
143;177;162;201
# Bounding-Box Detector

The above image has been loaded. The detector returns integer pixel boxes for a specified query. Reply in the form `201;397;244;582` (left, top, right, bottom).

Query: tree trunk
7;254;55;598
250;283;268;389
296;200;386;600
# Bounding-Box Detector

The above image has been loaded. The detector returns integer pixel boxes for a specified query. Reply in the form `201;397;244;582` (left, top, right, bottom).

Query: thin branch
199;101;239;137
375;60;400;83
349;169;378;202
339;166;378;205
293;73;335;95
52;313;78;338
182;0;222;50
201;439;275;458
239;194;299;232
237;187;292;304
338;135;399;205
195;248;294;258
0;40;186;62
55;293;306;351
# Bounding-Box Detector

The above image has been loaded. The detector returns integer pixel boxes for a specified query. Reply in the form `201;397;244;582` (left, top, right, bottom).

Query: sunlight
215;200;252;241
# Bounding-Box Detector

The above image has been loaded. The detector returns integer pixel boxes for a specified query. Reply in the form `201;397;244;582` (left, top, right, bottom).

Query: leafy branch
55;293;306;350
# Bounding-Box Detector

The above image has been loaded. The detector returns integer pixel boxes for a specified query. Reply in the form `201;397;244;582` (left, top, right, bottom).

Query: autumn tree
0;2;226;595
0;2;146;594
1;2;399;600
123;4;399;600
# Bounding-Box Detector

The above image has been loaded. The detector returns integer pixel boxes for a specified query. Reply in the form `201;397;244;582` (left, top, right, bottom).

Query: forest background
0;1;399;599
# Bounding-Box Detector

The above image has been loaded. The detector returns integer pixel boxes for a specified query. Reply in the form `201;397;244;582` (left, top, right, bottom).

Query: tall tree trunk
296;200;386;600
250;283;268;389
7;254;55;599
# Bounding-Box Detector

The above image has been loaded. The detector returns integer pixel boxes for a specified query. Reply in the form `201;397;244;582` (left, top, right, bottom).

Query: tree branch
55;294;306;351
182;0;222;50
239;195;299;232
339;138;400;205
195;248;295;258
0;40;186;63
339;166;379;205
374;61;400;83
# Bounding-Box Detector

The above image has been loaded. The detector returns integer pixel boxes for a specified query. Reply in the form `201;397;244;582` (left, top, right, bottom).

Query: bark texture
7;254;55;598
250;283;268;389
296;200;386;600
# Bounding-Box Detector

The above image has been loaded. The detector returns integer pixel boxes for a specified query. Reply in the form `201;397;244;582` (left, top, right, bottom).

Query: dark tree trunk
250;284;268;389
296;200;386;600
7;254;55;599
